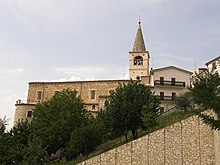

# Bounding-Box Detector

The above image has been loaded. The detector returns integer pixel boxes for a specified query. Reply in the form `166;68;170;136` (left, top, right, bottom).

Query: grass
66;108;204;165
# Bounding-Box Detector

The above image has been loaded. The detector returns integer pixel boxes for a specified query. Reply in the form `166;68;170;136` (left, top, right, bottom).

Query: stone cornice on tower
131;22;147;53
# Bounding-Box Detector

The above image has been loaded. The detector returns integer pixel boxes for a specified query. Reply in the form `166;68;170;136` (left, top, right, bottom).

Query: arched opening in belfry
134;56;143;65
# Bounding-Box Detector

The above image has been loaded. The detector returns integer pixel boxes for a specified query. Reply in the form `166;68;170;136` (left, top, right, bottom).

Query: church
14;22;193;125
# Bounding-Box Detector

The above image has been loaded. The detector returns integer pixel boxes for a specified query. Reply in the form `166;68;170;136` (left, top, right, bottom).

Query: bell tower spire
132;21;147;52
129;21;150;80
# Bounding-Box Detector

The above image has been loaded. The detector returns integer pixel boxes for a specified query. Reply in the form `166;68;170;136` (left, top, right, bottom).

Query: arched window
134;56;143;65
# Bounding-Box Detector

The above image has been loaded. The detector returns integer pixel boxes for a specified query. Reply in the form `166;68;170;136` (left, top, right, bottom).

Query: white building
206;56;220;74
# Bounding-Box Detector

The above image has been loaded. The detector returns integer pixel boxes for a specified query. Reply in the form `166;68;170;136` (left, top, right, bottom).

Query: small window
160;107;164;113
109;90;114;95
104;100;109;107
160;92;164;100
37;91;42;101
212;62;217;70
160;77;164;85
171;78;175;86
90;90;96;99
54;91;59;95
92;105;96;110
27;111;32;118
172;92;176;100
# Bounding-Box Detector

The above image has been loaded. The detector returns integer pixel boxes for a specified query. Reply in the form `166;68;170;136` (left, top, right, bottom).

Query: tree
65;117;103;160
0;116;9;134
0;120;31;164
174;92;192;111
189;72;220;129
102;80;160;140
30;89;89;160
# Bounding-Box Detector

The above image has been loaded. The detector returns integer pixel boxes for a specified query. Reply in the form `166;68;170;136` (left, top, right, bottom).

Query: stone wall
77;115;216;165
14;103;35;125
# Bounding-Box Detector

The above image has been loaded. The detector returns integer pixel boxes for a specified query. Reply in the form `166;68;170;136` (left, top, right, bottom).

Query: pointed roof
132;21;147;52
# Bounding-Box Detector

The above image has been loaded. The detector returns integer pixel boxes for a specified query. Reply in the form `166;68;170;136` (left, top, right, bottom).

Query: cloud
0;0;168;34
1;0;109;33
0;68;24;75
51;65;128;80
151;53;195;70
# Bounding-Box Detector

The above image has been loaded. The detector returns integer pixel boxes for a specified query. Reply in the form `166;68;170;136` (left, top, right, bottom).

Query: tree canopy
189;71;220;130
0;89;104;164
101;80;160;140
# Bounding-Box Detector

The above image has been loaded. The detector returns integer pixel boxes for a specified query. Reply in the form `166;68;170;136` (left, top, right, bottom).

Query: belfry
129;21;150;80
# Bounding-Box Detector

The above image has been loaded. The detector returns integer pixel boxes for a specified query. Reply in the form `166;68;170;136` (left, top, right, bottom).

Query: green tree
103;80;160;140
174;92;192;111
22;136;48;165
0;116;8;134
189;72;220;129
65;117;103;160
30;89;89;160
0;120;31;164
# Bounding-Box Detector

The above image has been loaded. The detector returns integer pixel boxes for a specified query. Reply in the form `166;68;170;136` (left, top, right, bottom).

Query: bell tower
129;21;150;80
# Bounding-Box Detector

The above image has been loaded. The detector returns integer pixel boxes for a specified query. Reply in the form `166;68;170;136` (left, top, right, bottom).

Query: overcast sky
1;0;220;129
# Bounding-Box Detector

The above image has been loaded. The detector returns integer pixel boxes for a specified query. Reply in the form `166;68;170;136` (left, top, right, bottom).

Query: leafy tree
0;116;9;134
102;80;160;140
65;118;103;160
0;120;31;164
189;72;220;129
30;89;89;159
22;136;48;165
174;92;192;111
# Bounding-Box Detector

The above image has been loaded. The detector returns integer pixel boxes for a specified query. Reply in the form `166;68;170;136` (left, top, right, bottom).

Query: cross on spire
138;15;141;25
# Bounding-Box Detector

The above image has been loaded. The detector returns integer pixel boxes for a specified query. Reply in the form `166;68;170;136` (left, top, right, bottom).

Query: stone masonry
77;114;216;165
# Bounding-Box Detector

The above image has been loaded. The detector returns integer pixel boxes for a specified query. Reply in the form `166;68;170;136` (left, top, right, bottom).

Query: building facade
14;22;192;125
206;56;220;74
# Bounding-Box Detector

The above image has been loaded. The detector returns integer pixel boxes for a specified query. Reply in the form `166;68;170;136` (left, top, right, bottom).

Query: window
160;92;164;100
171;78;175;86
212;62;217;70
109;90;114;95
134;56;143;65
104;100;109;107
160;77;164;85
37;91;42;101
172;92;176;100
27;111;32;118
160;107;164;113
92;105;96;110
90;90;96;99
54;91;59;95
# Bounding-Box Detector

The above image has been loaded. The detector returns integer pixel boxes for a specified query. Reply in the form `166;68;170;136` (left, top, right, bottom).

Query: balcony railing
160;96;175;101
154;80;185;87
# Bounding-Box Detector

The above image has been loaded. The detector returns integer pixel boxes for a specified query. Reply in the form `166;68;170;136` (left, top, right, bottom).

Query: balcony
154;80;185;87
160;95;175;101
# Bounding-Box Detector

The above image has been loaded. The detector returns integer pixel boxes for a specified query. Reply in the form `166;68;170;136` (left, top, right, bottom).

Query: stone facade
78;114;216;165
14;80;128;125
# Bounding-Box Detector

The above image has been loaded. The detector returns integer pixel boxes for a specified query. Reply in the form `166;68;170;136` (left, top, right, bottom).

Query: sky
0;0;220;129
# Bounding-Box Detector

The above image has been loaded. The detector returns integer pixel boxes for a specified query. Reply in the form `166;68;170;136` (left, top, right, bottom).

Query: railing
160;96;175;101
154;80;185;87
